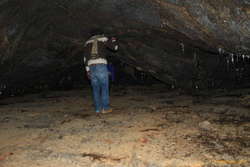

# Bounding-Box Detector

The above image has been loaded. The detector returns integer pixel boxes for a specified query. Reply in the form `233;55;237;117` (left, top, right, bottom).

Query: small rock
139;137;148;144
221;154;234;161
199;121;214;131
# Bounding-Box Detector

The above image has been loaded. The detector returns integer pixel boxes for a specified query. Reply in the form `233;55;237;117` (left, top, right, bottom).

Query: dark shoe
95;112;101;118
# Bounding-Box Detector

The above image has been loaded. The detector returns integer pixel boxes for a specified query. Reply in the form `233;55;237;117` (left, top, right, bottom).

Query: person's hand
111;37;118;51
111;37;116;42
87;71;91;79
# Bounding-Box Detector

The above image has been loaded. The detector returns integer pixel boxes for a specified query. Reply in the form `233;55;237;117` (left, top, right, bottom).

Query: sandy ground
0;85;249;167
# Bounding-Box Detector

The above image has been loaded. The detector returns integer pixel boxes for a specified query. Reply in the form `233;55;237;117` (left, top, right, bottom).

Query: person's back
83;30;118;114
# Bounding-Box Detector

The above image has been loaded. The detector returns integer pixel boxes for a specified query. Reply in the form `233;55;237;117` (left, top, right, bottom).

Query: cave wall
0;0;250;95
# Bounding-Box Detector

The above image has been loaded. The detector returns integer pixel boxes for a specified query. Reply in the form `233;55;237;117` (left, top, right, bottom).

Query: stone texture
0;0;250;94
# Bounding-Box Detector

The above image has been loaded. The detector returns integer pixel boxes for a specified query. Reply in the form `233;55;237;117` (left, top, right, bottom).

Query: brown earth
0;85;249;167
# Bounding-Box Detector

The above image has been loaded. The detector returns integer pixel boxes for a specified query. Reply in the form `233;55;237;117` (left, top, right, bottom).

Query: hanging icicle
247;55;250;63
218;48;224;55
193;51;198;67
226;56;230;71
180;42;185;54
231;53;234;64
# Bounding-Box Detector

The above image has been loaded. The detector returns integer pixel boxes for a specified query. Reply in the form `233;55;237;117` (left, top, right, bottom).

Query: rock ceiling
0;0;250;91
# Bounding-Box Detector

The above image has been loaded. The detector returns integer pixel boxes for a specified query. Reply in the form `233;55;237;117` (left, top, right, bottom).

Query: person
84;30;118;114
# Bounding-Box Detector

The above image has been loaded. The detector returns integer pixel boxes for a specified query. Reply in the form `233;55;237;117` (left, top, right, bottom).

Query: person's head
89;28;104;37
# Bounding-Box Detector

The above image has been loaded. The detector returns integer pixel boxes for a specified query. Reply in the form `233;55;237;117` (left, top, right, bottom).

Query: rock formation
0;0;250;95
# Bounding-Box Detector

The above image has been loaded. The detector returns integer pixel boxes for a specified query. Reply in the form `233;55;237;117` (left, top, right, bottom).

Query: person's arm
84;56;89;72
83;45;91;79
106;37;118;51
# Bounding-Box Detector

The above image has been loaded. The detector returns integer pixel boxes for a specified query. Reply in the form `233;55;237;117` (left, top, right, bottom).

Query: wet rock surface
0;85;249;167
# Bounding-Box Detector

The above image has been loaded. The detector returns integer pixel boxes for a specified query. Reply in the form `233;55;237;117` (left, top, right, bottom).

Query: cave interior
0;1;250;167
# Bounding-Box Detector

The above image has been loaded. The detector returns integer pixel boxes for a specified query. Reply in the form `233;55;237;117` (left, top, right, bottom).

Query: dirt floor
0;85;249;167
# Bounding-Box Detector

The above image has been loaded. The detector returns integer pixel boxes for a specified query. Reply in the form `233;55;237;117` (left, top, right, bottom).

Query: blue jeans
90;64;110;113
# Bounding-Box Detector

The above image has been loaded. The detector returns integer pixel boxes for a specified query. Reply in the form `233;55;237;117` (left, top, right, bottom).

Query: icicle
193;51;197;66
231;53;234;64
242;54;245;61
226;56;230;71
247;55;250;63
180;42;185;54
218;48;223;55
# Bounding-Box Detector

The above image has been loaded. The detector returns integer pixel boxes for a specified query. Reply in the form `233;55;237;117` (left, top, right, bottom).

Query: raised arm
106;37;118;51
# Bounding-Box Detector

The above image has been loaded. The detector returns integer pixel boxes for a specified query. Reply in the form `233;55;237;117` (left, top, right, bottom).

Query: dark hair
89;28;104;37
